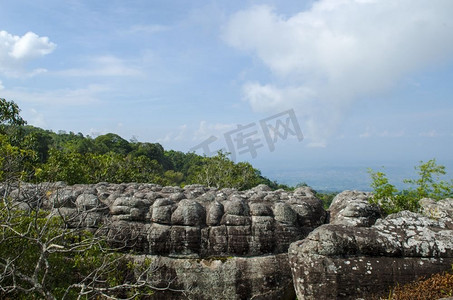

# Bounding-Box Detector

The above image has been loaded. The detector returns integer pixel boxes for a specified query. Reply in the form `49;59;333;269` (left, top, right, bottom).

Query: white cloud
378;130;405;138
193;121;236;141
9;31;56;60
307;141;327;148
58;55;143;77
0;80;4;90
124;24;169;35
0;30;56;77
359;132;371;139
27;108;47;128
419;130;442;137
1;84;107;106
224;0;453;145
157;124;189;143
174;124;188;141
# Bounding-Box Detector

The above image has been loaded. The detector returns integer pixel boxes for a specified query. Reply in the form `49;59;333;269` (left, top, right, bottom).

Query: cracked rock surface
290;199;453;300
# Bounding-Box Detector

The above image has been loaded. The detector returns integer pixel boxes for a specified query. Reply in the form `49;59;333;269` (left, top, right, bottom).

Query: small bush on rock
368;159;453;215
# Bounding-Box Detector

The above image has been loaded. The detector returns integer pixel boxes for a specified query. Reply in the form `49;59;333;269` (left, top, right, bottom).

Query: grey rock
10;183;453;300
290;197;327;227
47;187;80;208
75;193;100;210
250;202;273;216
252;184;272;192
168;192;185;202
329;190;381;227
289;207;453;300
161;186;183;194
273;202;298;225
151;198;175;224
171;199;206;226
224;199;249;216
138;254;295;300
3;182;327;299
111;197;149;221
206;201;224;226
420;197;453;229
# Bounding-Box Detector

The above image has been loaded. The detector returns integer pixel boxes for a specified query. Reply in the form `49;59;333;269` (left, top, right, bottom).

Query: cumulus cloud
224;0;453;145
0;30;56;77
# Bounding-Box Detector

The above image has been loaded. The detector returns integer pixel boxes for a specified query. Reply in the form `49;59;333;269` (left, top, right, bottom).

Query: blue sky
1;0;453;189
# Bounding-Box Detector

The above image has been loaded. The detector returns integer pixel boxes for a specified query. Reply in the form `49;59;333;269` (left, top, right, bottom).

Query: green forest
1;98;290;190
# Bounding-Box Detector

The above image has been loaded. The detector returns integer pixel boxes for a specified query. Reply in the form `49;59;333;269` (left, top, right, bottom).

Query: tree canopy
0;97;284;190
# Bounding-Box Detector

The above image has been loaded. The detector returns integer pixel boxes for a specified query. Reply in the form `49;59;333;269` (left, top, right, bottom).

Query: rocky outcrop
139;254;295;300
5;183;453;300
4;182;326;300
289;192;453;300
420;197;453;229
328;190;381;227
41;182;326;257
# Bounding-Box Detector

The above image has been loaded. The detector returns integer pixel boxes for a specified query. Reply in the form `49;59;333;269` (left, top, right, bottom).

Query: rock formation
289;191;453;299
3;182;326;299
3;183;453;300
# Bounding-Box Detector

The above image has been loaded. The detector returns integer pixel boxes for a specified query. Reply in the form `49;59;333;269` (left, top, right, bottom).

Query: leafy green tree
63;135;96;154
37;148;90;184
0;98;26;129
21;130;54;163
165;150;204;177
1;125;180;299
192;151;263;190
163;170;184;185
0;98;26;145
369;159;453;215
0;134;36;183
404;159;452;200
94;133;132;155
130;142;168;167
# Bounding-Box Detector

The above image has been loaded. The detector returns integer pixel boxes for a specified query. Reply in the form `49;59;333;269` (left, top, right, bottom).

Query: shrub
368;159;453;215
388;270;453;299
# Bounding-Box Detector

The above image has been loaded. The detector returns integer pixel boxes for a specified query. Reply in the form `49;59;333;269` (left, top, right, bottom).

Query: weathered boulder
289;207;453;299
111;196;151;221
420;197;453;229
138;254;295;300
329;190;381;227
76;193;100;210
171;199;206;226
151;198;175;224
